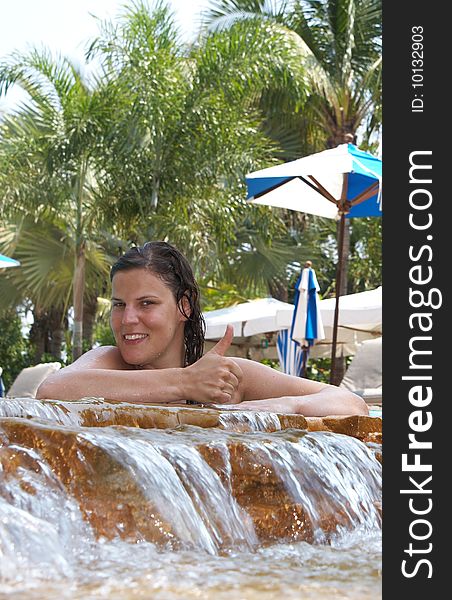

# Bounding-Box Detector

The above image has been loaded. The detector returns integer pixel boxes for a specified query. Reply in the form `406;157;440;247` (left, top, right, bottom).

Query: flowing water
0;398;382;599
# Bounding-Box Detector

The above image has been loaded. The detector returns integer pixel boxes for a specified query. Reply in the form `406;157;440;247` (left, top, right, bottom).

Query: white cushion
6;362;62;398
362;388;383;404
340;337;382;404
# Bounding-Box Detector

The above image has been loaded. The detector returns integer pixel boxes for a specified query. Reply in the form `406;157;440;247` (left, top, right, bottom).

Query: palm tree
86;0;311;293
204;0;381;150
0;213;111;361
0;0;312;358
0;52;116;358
3;1;352;364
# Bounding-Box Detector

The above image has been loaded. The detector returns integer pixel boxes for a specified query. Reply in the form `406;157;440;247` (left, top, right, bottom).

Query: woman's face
110;268;187;369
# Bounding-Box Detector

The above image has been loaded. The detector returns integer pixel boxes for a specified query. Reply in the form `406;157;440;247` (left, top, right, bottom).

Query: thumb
210;324;234;356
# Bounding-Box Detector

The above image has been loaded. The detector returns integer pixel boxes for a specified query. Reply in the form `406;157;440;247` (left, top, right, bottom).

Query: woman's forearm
216;388;369;417
36;367;187;404
290;387;369;416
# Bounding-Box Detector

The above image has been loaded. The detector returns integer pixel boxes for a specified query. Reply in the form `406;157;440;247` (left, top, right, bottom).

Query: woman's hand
183;325;244;405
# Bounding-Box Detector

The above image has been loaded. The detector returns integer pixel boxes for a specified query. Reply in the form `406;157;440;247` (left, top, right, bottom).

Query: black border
382;1;447;596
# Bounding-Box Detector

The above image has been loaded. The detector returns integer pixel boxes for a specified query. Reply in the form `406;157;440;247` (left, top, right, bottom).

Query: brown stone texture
0;412;380;549
0;418;178;547
305;415;382;442
211;440;356;544
15;400;381;439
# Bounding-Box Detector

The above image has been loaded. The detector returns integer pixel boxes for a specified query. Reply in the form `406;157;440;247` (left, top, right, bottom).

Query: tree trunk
268;278;288;302
29;306;66;362
72;242;86;361
327;131;356;148
83;293;99;349
48;307;66;360
29;306;47;363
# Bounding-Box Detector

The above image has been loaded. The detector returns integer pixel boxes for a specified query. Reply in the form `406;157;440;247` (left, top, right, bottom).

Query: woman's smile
122;333;149;343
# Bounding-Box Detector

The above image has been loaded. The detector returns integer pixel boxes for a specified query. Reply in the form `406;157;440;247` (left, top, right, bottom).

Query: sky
0;0;210;112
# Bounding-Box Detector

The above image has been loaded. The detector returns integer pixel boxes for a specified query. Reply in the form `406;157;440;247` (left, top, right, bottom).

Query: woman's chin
121;348;164;369
119;345;149;365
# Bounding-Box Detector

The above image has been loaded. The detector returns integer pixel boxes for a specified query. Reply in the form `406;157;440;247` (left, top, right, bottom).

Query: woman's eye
112;302;125;308
141;300;154;306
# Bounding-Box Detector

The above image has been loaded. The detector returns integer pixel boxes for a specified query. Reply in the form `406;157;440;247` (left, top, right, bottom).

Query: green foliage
306;357;331;383
0;310;31;390
87;3;303;276
308;356;353;383
92;321;116;347
348;217;382;292
205;0;382;152
0;0;382;363
39;353;65;366
260;358;280;370
0;216;111;314
200;282;252;312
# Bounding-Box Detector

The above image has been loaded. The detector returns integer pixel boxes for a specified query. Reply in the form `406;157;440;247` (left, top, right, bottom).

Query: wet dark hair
110;241;205;366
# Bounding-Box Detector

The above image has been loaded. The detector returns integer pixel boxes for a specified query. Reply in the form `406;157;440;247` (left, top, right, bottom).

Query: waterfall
0;399;381;597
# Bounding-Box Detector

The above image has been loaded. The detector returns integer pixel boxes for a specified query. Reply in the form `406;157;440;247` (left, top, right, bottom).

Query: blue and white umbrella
246;142;381;383
276;328;304;376
289;263;325;377
0;253;20;268
246;143;382;218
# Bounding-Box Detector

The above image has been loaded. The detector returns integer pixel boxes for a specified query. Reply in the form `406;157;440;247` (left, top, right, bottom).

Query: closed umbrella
289;262;325;376
276;329;304;376
0;253;20;268
246;142;382;383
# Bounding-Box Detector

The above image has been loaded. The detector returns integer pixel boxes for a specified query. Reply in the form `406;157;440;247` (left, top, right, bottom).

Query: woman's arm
221;358;368;416
36;331;243;405
36;346;185;403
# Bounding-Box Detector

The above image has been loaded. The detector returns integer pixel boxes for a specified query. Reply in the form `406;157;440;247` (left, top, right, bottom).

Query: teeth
124;334;147;340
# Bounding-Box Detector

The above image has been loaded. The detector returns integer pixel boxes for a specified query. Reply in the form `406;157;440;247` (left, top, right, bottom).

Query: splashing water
0;399;381;599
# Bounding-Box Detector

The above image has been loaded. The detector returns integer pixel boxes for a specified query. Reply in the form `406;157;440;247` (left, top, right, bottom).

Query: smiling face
110;268;188;369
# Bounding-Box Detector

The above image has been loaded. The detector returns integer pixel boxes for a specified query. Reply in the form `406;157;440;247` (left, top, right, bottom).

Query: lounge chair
2;361;62;399
339;337;382;405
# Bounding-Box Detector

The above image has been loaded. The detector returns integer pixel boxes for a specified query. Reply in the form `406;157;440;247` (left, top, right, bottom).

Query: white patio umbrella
310;286;382;358
246;142;382;384
203;297;294;339
0;253;20;268
203;287;381;361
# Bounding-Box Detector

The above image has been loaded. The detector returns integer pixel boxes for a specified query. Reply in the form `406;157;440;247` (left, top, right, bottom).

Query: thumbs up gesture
184;324;243;404
209;322;234;356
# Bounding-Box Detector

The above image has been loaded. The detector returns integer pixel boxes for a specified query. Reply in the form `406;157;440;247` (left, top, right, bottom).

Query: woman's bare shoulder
64;345;130;371
231;356;328;399
231;357;281;377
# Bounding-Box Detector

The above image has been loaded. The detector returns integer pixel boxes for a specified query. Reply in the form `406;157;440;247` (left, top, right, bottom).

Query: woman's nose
122;306;140;324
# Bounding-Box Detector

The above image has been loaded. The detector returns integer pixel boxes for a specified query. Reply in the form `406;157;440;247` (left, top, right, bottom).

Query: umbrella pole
301;345;309;378
329;211;346;385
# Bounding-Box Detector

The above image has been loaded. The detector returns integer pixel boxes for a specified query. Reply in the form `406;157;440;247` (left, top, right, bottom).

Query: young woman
36;242;368;416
